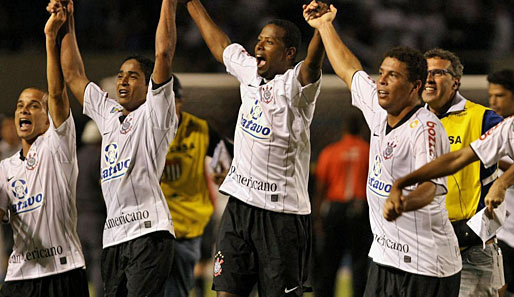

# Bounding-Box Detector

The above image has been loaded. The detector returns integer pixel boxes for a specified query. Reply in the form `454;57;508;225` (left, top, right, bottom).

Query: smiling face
254;24;295;80
488;83;514;117
15;88;50;144
377;57;420;116
116;59;148;112
422;57;460;112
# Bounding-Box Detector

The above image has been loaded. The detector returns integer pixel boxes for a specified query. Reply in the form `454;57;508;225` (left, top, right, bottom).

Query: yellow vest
161;112;214;238
440;100;491;221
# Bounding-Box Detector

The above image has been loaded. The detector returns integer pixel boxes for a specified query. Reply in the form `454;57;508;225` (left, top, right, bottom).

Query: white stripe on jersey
0;114;85;281
83;79;178;248
470;116;514;248
218;43;321;215
352;71;462;277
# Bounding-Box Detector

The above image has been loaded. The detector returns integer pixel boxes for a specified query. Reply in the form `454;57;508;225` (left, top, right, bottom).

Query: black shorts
0;268;89;297
212;197;312;297
499;240;514;293
364;261;461;297
101;231;174;297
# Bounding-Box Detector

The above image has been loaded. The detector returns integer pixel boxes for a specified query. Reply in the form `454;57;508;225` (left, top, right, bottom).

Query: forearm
300;30;325;85
496;163;514;190
153;0;177;84
396;147;478;189
60;12;88;104
317;21;362;88
46;34;65;100
186;0;230;63
403;181;436;212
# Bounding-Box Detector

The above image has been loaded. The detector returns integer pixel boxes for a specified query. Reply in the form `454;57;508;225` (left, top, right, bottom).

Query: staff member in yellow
161;75;229;297
422;48;503;297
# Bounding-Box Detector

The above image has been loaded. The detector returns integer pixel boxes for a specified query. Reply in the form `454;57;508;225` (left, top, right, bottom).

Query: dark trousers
314;200;372;297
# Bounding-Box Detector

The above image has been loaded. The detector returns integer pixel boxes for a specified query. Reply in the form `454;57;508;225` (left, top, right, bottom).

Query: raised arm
304;2;362;88
185;0;231;64
44;4;69;127
298;29;325;86
153;0;177;84
52;0;90;105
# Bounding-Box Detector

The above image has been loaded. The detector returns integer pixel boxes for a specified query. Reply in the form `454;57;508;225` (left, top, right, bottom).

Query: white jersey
83;79;178;248
0;114;85;281
470;116;514;248
218;43;321;215
352;71;461;277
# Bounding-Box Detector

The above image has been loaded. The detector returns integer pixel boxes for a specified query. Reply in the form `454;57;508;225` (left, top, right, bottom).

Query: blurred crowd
0;0;512;73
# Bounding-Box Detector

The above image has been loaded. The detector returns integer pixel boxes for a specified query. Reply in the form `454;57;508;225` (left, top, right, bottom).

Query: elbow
155;50;174;67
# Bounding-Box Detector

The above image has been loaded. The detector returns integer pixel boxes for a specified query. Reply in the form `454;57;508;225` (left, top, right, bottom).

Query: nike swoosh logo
284;286;298;294
7;176;14;182
373;132;379;137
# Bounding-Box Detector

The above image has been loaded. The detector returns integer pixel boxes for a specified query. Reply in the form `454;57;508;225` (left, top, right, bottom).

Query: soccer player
0;6;88;297
49;0;179;295
487;69;514;297
161;75;229;297
183;0;325;296
304;2;461;296
314;111;370;297
421;48;503;297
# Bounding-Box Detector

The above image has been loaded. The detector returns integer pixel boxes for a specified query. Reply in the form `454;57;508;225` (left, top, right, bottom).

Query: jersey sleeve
83;82;121;133
47;111;77;164
351;71;381;128
411;119;450;196
223;43;258;86
145;77;178;131
482;109;503;134
0;164;9;217
471;116;514;168
290;61;322;106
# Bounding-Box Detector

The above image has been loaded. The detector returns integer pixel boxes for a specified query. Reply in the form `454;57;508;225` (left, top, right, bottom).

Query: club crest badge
213;251;224;277
261;84;274;104
383;141;397;160
120;116;133;134
26;152;38;170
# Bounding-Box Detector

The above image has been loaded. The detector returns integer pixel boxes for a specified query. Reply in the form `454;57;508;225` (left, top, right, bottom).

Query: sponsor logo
9;245;64;264
104;210;150;230
409;120;419;128
382;141;396;160
26;152;38;170
10;179;43;215
448;135;462;144
102;143;131;182
213;251;224;277
239;100;272;139
373;233;410;254
260;84;274;104
480;119;504;141
426;121;437;157
228;166;278;192
285;287;298;294
110;106;123;113
368;155;392;197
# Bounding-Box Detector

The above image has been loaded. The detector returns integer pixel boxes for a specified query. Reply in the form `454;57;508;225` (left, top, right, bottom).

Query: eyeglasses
427;69;454;78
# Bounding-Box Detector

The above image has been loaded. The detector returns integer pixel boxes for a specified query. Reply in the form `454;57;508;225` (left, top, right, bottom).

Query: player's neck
386;103;418;128
21;139;34;158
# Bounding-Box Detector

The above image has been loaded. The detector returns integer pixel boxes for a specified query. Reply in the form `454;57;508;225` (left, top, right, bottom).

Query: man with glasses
422;48;503;297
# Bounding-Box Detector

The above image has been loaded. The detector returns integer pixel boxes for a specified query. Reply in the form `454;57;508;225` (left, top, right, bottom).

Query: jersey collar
386;105;423;135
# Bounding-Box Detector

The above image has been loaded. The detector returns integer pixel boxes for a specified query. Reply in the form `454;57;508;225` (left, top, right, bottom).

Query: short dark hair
487;69;514;93
266;19;301;60
172;74;183;99
122;55;155;85
424;48;464;78
383;46;427;96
